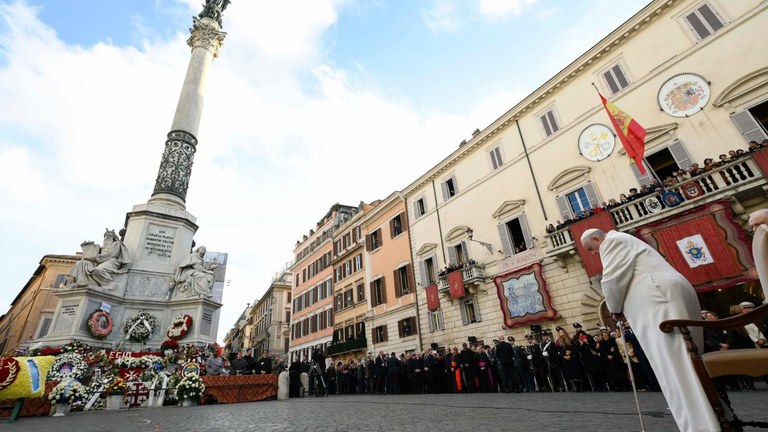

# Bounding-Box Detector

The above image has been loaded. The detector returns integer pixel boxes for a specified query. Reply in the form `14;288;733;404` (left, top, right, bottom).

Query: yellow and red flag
599;93;647;174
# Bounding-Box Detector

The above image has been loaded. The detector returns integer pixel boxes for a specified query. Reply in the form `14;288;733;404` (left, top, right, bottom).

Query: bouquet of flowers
104;377;126;396
49;379;88;405
161;339;179;351
175;374;205;402
85;350;109;368
62;340;91;355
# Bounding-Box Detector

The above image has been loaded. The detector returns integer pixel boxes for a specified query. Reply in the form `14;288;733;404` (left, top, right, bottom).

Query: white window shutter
441;182;449;201
461;241;469;261
420;261;428;286
555;196;572;220
731;111;768;143
497;223;514;256
629;160;654;187
459;301;469;325
447;246;458;265
582;183;601;208
519;214;533;250
668;141;693;170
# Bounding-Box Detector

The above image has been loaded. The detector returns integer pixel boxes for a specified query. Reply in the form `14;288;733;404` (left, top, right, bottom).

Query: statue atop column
170;246;218;298
66;229;131;289
199;0;231;28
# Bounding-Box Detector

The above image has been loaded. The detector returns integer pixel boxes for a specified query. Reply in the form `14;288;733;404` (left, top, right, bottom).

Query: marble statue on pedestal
66;229;131;289
171;246;217;298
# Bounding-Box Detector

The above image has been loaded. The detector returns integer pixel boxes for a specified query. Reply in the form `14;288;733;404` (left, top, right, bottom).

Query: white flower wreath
49;352;89;381
49;379;88;404
123;310;158;342
114;355;165;370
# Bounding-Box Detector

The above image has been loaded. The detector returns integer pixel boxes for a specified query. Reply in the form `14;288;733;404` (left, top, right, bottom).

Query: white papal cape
599;230;720;432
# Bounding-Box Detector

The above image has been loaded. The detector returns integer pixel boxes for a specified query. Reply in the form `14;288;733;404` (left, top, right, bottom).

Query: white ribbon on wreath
125;318;153;340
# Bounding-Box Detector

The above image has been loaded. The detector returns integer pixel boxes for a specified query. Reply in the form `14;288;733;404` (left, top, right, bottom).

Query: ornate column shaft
151;17;227;208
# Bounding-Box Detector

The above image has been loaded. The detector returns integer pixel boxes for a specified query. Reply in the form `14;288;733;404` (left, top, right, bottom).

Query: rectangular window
335;294;343;311
397;317;418;338
373;325;388;344
567;188;591;218
683;2;725;41
367;228;382;251
345;261;352;277
414;197;427;218
539;108;560;137
489;145;504;170
428;308;444;332
37;316;53;339
335;267;342;283
354;226;361;243
460;297;481;325
602;63;630;95
370;277;386;307
355;321;365;338
421;257;437;286
441;175;458;200
327;309;333;327
354;254;363;272
390;213;404;238
345;323;355;341
394;265;412;297
344;289;353;308
356;282;365;302
448;242;468;265
498;214;533;256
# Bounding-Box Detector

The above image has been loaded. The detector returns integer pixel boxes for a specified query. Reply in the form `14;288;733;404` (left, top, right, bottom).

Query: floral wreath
123;310;158;342
87;310;113;339
114;355;165;370
167;314;193;340
175;373;205;401
49;352;89;381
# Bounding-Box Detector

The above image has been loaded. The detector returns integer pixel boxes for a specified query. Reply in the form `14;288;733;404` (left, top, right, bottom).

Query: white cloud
0;0;473;342
477;0;539;20
422;0;462;33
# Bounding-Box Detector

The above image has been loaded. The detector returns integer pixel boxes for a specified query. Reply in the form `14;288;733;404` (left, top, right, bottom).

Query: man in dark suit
374;351;387;394
459;342;478;393
257;350;273;374
494;335;515;392
386;352;401;394
423;348;437;393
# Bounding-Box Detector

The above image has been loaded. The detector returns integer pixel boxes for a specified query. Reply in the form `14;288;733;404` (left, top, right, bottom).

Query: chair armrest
659;303;768;333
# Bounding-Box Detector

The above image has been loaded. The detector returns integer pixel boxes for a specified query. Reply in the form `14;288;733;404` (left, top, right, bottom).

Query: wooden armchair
659;303;768;432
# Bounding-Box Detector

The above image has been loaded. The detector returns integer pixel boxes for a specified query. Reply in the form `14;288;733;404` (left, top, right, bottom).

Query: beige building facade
364;193;422;356
249;269;293;356
404;0;768;348
0;255;78;354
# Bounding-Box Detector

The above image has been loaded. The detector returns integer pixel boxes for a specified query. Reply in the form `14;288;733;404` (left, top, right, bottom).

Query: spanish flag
599;93;647;174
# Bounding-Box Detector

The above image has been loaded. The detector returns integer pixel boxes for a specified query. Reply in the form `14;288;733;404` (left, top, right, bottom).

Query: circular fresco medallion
658;73;710;117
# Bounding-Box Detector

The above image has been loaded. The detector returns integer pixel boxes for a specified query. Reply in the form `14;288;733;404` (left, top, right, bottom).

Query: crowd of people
546;139;768;233
284;300;766;398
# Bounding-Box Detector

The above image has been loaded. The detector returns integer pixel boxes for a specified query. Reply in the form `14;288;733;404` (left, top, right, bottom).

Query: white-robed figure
581;228;720;432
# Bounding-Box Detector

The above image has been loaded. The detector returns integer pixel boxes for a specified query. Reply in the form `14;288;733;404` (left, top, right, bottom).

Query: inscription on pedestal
53;303;79;335
144;225;177;263
126;274;169;298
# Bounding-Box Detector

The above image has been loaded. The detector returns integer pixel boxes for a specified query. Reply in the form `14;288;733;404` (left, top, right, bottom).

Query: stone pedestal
277;371;289;400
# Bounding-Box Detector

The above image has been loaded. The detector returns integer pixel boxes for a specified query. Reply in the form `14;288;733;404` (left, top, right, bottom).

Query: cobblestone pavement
5;389;766;432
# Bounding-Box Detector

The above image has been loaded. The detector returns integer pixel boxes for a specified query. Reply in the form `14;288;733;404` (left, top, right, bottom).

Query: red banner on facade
448;270;465;299
568;211;617;277
425;284;440;310
635;201;755;291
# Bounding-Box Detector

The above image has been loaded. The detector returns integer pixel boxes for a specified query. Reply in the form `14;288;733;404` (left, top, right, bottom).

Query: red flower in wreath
87;310;113;339
167;314;193;340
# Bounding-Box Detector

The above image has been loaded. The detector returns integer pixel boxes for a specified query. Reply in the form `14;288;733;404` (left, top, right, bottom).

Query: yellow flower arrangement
0;356;55;400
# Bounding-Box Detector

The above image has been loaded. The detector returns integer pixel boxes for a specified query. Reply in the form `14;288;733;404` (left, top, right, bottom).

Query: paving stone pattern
5;390;765;432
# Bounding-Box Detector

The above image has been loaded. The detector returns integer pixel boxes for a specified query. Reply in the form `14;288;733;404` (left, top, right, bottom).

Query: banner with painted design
676;234;714;268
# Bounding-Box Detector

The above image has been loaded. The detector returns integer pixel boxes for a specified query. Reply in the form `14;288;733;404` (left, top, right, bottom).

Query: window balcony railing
543;154;766;261
327;337;367;356
437;262;486;297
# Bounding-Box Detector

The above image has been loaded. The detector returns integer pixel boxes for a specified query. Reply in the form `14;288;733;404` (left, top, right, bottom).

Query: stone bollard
277;371;289;400
300;372;309;397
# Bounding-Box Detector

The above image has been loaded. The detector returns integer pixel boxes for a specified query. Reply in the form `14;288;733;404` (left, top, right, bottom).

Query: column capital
187;17;227;58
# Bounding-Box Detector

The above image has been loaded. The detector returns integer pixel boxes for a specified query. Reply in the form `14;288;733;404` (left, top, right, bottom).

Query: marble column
150;16;227;209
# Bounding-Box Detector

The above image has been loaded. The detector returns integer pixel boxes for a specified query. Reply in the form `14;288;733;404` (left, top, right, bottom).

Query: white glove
542;352;549;357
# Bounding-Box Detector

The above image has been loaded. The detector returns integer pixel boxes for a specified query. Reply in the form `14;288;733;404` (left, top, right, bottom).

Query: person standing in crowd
494;336;515;393
205;349;224;376
556;326;585;391
581;228;720;431
231;351;248;375
541;332;563;391
257;350;273;375
365;354;376;394
572;323;604;391
476;345;493;392
459;343;477;393
423;348;436;393
243;350;256;374
386;352;401;394
447;347;463;393
356;357;366;394
526;334;548;392
374;351;387;394
597;329;628;391
511;337;533;393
